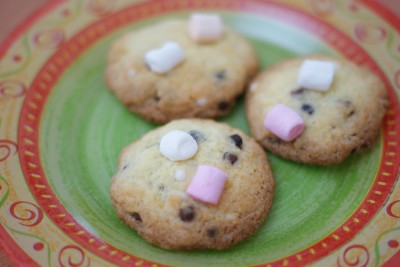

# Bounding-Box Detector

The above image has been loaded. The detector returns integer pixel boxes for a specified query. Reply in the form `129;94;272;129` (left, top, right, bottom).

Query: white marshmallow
196;97;207;106
297;60;336;91
159;130;198;161
175;169;187;181
145;42;185;74
250;82;258;92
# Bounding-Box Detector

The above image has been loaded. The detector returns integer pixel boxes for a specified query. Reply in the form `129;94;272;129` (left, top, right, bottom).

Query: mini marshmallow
196;97;207;107
159;130;198;161
128;69;136;77
189;13;223;43
264;104;305;142
186;165;228;205
175;169;187;182
250;82;258;92
297;60;336;91
145;42;185;74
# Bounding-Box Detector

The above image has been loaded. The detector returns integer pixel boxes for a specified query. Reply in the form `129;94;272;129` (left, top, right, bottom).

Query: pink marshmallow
264;104;305;142
186;165;228;205
188;14;223;43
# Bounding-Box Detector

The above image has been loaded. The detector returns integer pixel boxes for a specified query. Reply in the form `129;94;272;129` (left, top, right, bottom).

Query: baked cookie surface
105;19;258;124
110;119;274;250
246;55;388;165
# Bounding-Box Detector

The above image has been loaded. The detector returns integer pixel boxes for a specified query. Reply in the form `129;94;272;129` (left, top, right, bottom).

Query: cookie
110;119;274;250
105;18;258;124
246;55;388;165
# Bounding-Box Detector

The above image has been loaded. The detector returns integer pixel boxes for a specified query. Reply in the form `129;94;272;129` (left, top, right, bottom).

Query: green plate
1;0;399;266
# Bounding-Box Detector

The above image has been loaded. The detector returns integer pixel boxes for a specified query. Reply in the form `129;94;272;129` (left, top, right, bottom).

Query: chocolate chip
340;100;352;107
291;87;306;96
159;184;166;191
267;137;281;144
223;152;238;165
301;104;314;115
215;70;226;81
230;134;243;149
348;110;355;117
130;212;142;222
188;130;205;143
338;99;355;117
179;206;195;222
207;228;218;238
218;101;229;111
361;143;370;149
153;96;160;102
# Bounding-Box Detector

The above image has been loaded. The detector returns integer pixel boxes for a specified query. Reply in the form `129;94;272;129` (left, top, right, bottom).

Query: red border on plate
0;2;65;266
0;229;41;267
362;0;400;33
3;0;398;266
383;249;400;267
0;0;65;60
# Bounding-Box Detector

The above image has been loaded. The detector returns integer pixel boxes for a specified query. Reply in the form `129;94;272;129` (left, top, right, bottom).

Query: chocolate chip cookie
246;55;388;165
110;119;274;250
105;18;258;124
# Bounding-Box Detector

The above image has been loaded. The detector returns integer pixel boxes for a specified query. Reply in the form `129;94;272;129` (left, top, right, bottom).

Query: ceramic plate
0;0;399;266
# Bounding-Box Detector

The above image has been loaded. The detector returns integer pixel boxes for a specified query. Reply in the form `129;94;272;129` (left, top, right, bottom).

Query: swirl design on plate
33;27;65;49
9;201;44;227
354;23;387;44
0;175;10;207
0;35;31;78
45;0;84;25
0;80;27;99
1;185;51;265
0;140;18;162
386;199;400;218
13;0;400;266
336;0;375;20
58;245;91;267
395;70;400;90
372;225;400;266
337;244;370;267
86;0;116;16
309;0;336;16
386;30;400;62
